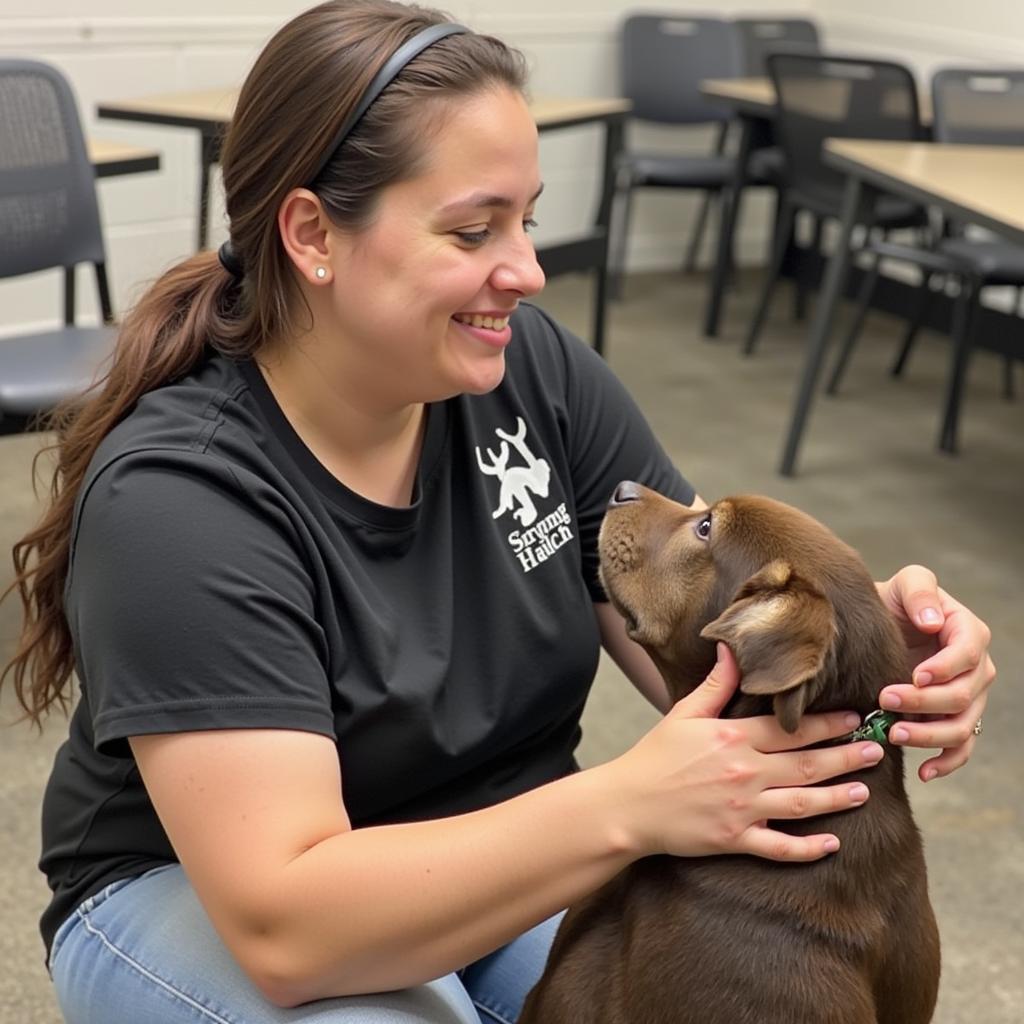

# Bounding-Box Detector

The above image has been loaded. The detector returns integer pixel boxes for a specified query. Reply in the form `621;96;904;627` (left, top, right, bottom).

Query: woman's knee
50;866;479;1024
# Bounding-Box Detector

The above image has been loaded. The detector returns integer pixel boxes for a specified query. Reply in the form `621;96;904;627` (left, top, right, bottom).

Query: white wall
814;0;1024;78
1;1;1021;333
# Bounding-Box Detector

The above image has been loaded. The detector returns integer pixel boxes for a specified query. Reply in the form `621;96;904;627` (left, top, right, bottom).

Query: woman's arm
130;728;632;1005
130;675;876;1007
595;601;672;713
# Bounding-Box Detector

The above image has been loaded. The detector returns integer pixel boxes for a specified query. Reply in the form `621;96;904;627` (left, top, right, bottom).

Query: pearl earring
315;266;327;280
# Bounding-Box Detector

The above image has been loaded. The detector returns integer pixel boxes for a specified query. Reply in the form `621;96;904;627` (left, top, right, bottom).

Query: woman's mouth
452;313;510;331
451;311;514;349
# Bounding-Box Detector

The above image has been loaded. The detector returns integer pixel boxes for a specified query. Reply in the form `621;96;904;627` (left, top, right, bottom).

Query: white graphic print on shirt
475;416;575;573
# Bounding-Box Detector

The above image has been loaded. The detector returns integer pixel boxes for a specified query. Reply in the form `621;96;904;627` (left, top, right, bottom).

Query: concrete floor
1;269;1022;1022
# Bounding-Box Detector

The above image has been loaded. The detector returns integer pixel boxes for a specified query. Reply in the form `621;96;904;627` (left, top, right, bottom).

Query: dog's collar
837;709;898;745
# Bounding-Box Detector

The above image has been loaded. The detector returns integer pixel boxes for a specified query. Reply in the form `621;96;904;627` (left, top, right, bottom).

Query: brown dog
521;484;940;1024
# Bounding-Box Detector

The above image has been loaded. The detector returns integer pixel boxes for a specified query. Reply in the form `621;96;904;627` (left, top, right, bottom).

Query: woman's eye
455;218;537;246
455;228;490;246
695;514;712;541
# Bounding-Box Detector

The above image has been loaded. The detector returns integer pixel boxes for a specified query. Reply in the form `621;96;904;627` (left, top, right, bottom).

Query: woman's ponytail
1;251;244;724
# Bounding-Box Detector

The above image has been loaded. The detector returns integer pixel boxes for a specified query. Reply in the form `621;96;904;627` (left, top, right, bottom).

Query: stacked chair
743;53;931;357
826;68;1024;452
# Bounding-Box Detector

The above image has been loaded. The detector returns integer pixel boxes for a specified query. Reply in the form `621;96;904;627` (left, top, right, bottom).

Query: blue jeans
49;864;561;1024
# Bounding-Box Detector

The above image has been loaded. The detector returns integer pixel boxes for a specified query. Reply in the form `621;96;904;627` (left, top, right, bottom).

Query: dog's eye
695;514;712;541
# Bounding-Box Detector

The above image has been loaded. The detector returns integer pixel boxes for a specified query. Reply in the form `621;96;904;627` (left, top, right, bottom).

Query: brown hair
2;0;527;725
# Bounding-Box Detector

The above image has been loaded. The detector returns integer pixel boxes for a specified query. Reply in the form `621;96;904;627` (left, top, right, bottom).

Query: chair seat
938;238;1024;284
624;152;737;189
872;195;930;228
788;186;928;229
0;325;116;417
747;145;785;183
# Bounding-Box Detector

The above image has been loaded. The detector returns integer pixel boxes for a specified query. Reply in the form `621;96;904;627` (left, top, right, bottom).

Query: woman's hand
875;565;995;782
604;644;881;864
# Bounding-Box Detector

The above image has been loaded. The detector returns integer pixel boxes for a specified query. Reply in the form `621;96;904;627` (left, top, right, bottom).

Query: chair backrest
0;58;106;281
767;53;925;206
734;17;821;76
931;67;1024;145
620;14;744;126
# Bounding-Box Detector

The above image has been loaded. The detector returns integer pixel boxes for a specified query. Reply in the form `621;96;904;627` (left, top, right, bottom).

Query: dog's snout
609;481;643;508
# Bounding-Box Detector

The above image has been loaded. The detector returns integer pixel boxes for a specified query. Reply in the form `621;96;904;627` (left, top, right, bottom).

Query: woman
2;3;994;1022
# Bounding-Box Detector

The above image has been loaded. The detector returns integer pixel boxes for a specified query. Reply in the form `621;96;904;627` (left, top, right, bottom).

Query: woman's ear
699;560;836;732
277;187;335;285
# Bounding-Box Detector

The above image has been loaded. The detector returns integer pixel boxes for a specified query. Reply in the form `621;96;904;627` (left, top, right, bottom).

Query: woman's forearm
243;762;634;1005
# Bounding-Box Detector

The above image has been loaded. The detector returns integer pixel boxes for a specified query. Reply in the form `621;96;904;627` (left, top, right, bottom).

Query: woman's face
324;86;546;404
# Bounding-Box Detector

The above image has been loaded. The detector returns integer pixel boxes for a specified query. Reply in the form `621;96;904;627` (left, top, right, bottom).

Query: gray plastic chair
733;17;823;301
734;18;821;76
827;67;1024;452
610;15;755;293
743;53;929;356
734;16;822;178
0;58;116;433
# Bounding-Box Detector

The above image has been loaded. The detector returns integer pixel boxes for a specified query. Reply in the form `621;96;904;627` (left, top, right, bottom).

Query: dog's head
598;483;908;732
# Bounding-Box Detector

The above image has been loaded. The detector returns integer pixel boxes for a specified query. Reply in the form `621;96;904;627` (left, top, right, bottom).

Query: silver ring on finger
972;718;984;738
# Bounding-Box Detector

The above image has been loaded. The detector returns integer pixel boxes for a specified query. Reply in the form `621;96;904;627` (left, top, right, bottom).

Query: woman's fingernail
914;671;933;687
862;743;885;762
891;726;910;743
881;693;902;709
918;607;942;626
849;783;869;803
922;767;938;782
844;713;861;729
823;837;840;853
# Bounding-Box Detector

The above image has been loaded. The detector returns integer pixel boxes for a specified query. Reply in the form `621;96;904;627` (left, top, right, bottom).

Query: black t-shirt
38;303;694;953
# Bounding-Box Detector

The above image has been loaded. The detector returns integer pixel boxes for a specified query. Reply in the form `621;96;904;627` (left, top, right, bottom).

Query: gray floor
1;270;1022;1022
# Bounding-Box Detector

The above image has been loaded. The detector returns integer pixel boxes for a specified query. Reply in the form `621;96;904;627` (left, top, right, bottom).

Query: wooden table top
825;139;1024;242
98;88;631;131
701;76;776;112
701;75;933;124
86;139;161;177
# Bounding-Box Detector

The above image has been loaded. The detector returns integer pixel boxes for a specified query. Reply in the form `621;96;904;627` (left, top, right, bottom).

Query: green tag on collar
846;709;898;744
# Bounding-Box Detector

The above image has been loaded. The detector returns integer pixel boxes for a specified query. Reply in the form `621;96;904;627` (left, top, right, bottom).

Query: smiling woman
0;2;996;1023
264;84;546;413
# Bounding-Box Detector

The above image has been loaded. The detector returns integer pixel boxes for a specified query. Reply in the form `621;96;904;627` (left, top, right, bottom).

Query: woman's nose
492;236;546;297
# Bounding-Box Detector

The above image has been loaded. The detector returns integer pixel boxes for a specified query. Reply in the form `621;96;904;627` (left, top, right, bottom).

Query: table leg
778;176;871;477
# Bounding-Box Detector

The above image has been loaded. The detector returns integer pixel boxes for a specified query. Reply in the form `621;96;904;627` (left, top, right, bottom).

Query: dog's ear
700;560;836;732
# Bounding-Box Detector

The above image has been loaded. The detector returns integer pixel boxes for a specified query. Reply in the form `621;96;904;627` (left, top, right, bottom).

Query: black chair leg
939;281;978;454
826;256;881;395
1004;286;1020;399
685;121;731;273
683;191;714;273
794;213;822;322
95;262;115;324
608;174;635;302
744;197;797;356
891;275;937;377
64;266;76;326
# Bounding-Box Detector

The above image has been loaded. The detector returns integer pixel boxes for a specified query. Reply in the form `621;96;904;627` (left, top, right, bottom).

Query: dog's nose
609;481;643;508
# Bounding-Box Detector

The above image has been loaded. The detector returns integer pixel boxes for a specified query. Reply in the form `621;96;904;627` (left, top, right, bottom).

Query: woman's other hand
875;565;995;781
